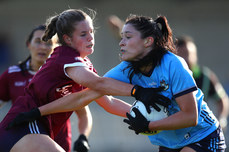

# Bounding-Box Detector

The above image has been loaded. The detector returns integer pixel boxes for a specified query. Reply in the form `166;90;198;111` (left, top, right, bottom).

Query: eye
126;36;131;39
80;31;87;37
36;40;42;44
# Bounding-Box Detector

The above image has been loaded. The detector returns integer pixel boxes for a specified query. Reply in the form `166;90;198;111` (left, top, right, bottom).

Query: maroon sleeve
0;69;10;101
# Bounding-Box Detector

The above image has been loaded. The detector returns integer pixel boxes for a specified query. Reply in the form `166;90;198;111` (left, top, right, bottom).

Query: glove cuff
32;108;41;118
78;134;88;142
131;85;139;97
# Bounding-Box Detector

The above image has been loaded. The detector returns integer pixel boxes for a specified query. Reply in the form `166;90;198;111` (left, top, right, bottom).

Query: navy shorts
159;126;226;152
0;120;49;152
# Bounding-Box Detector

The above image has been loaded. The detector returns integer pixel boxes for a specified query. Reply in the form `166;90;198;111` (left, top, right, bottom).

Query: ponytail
155;16;175;53
42;15;59;42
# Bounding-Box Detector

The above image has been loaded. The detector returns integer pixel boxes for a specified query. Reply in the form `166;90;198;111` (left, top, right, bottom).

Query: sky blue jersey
104;51;219;149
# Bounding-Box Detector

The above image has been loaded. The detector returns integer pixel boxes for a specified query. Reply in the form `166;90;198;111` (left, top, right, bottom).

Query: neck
30;60;43;72
140;63;154;76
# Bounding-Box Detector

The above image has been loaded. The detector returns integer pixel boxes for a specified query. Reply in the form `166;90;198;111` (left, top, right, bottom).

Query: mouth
37;52;47;57
120;49;126;54
86;44;93;48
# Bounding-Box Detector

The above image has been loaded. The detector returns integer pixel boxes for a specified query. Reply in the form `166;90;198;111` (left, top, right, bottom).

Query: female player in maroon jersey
0;9;169;152
0;25;93;152
0;25;53;105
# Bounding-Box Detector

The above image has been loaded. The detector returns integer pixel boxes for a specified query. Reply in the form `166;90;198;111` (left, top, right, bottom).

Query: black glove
131;85;170;113
73;134;90;152
6;108;41;130
123;108;150;135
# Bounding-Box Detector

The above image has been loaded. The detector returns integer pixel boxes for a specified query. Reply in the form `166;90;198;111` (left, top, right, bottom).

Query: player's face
27;30;53;64
119;24;151;61
69;18;94;58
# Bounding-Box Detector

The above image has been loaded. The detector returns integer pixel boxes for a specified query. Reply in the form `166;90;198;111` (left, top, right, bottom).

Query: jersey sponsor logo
56;84;73;97
14;81;26;87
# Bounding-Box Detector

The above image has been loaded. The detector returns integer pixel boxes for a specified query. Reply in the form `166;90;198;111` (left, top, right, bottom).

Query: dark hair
42;9;95;45
18;25;46;75
124;15;176;83
175;35;194;48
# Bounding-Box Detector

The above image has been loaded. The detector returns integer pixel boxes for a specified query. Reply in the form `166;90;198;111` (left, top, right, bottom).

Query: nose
87;33;94;41
40;42;51;50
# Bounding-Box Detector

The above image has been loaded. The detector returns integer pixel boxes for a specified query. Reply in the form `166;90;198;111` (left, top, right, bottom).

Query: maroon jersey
0;59;74;152
1;46;96;140
0;63;34;103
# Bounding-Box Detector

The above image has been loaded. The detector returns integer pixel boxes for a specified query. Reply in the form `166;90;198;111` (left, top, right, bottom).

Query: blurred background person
0;24;92;152
107;15;124;41
175;36;229;130
0;25;53;107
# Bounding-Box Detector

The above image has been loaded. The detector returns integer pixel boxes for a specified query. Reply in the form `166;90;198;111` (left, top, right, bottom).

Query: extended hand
131;85;171;113
123;108;150;134
73;134;90;152
6;108;41;130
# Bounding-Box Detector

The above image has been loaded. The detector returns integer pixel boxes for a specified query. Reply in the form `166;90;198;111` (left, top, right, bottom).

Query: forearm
67;67;133;96
75;106;93;137
39;89;102;116
90;77;133;96
95;96;131;117
149;111;197;131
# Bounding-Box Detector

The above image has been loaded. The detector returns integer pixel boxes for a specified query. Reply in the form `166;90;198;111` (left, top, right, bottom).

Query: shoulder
160;52;189;72
8;65;21;74
49;46;81;65
104;61;130;78
115;61;130;69
162;52;185;65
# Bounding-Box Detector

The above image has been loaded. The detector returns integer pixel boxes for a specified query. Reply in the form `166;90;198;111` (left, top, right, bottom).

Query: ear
63;34;72;45
144;37;154;47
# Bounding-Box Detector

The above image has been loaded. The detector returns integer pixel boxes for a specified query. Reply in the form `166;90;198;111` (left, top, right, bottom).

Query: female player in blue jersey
6;14;226;151
117;15;226;152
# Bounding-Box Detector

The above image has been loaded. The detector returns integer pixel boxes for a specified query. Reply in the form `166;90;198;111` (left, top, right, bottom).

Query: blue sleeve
169;57;197;98
103;62;130;83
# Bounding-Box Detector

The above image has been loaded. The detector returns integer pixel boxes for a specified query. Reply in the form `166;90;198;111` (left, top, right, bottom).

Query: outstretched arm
39;88;101;116
95;95;131;117
39;88;132;117
66;66;133;96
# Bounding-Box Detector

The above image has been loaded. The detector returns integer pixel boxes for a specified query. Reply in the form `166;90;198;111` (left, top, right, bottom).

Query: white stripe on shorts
28;120;40;134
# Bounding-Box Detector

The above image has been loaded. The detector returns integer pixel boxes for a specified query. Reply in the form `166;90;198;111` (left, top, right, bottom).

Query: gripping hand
131;85;170;113
6;108;41;130
123;108;150;134
73;134;90;152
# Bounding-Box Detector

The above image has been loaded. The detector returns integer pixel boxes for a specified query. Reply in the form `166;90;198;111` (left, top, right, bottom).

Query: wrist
79;134;88;141
32;108;41;118
131;85;141;97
